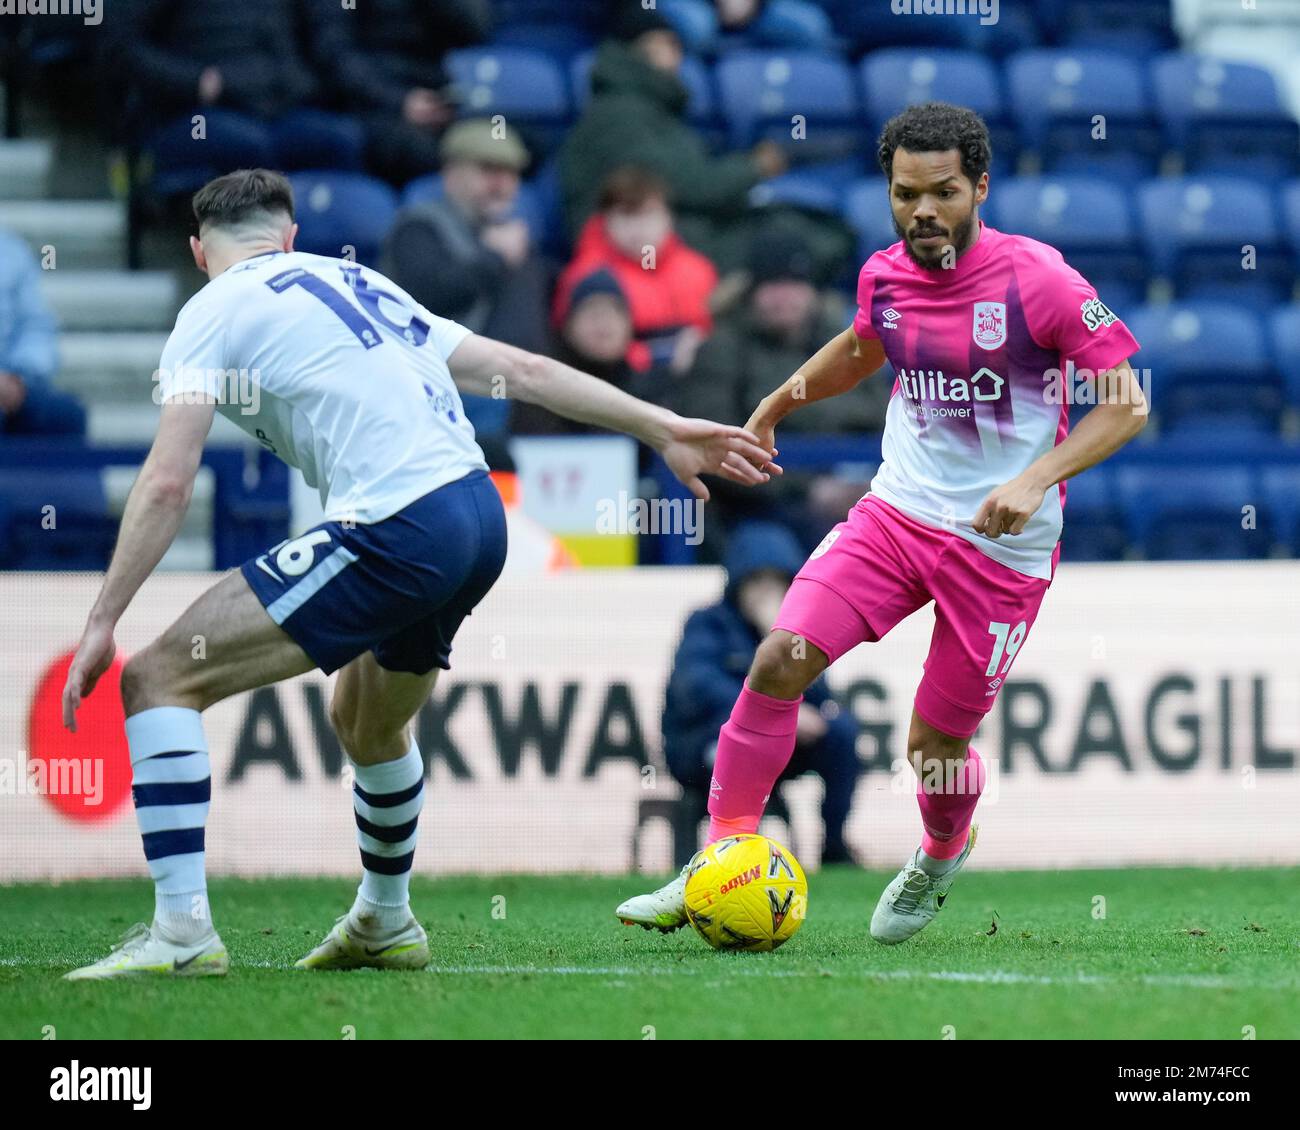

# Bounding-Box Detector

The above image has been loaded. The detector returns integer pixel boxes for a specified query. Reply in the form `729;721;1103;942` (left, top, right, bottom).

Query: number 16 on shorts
985;620;1026;693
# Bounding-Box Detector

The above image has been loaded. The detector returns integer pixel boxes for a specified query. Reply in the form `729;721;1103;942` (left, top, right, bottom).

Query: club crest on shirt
972;301;1007;349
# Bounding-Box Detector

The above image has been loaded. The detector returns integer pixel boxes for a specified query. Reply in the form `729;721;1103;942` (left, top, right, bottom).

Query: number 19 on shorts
986;620;1027;678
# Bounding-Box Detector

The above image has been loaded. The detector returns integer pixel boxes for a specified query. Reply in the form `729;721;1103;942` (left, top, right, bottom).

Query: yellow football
684;834;808;951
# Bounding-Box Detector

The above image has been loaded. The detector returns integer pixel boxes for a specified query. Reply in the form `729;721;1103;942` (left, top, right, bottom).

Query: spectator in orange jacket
553;167;716;376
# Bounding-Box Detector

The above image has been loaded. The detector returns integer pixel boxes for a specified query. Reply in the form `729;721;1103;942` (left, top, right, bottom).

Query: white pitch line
6;955;1291;989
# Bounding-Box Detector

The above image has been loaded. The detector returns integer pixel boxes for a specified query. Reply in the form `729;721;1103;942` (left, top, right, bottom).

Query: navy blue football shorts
240;469;507;676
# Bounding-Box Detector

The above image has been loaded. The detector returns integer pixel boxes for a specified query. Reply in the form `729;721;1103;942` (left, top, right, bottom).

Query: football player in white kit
60;169;776;979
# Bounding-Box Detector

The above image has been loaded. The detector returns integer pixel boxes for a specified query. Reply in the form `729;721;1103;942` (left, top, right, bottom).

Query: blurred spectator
0;230;83;438
674;227;887;555
512;269;665;436
662;521;860;864
561;6;786;270
112;0;362;174
313;0;493;184
712;0;834;49
383;119;550;353
678;228;888;434
554;167;716;375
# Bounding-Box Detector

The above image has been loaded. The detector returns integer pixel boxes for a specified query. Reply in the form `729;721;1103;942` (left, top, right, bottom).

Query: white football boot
296;912;429;971
615;863;691;932
64;922;228;980
870;826;978;945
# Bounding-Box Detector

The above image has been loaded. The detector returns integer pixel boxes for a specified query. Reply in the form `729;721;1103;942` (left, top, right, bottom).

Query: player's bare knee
747;631;826;700
334;717;409;764
120;647;185;716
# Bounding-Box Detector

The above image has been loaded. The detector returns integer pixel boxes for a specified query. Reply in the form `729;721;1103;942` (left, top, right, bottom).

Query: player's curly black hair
877;102;992;186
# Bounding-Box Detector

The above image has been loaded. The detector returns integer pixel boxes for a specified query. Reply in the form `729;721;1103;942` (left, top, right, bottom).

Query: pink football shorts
772;494;1057;738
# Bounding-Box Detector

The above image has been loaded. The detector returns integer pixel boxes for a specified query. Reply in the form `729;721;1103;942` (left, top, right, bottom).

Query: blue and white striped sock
125;706;213;945
350;742;424;932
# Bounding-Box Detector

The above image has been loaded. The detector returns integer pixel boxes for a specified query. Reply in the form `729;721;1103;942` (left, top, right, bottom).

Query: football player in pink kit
618;102;1148;943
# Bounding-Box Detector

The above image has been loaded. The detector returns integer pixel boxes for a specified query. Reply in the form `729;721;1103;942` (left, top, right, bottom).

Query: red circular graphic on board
27;649;132;821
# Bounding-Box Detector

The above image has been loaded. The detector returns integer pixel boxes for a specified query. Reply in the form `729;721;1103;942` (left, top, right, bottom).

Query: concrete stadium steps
40;270;178;331
87;401;255;447
55;331;168;403
0;139;55;199
0;198;124;267
103;466;215;571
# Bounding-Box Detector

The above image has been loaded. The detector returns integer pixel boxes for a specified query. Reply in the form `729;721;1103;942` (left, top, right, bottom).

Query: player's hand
741;405;783;479
660;417;779;502
62;619;117;732
973;473;1048;539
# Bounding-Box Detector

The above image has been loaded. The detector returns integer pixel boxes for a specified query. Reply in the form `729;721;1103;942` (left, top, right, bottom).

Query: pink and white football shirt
852;221;1140;579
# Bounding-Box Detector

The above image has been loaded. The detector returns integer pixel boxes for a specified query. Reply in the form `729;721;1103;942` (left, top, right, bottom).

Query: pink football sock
706;681;801;842
916;745;985;859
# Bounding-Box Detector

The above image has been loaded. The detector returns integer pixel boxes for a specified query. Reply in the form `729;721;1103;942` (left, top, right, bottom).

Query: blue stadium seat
494;0;603;28
446;48;571;152
0;469;116;570
1046;150;1158;181
490;22;596;60
1137;176;1289;301
749;169;843;214
843;178;898;262
1281;179;1300;263
859;49;1014;169
289;173;399;266
824;1;982;51
1269;304;1300;411
1006;50;1158;172
1261;464;1300;555
660;0;718;55
1060;466;1127;562
1054;0;1176;53
1152;53;1300;176
1125;303;1278;430
994;176;1144;295
1118;463;1265;560
714;50;860;156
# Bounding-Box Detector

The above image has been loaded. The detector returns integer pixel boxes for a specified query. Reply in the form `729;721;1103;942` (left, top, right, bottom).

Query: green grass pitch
3;868;1298;1040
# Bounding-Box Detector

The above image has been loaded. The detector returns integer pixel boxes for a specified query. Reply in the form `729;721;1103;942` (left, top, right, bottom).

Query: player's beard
897;207;978;272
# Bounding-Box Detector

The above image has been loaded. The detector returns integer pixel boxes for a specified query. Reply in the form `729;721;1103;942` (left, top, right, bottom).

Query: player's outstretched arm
974;359;1148;539
62;398;216;729
445;334;778;500
741;327;887;459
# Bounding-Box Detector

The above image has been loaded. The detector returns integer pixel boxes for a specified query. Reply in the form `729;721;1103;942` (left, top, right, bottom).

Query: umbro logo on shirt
881;308;902;329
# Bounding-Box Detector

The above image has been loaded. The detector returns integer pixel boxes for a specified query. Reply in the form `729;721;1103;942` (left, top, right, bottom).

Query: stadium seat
288;173;399;266
1152;53;1300;176
1260;464;1300;555
0;469;116;570
1053;0;1176;53
1136;176;1289;301
489;22;597;60
859;49;1015;171
843;178;897;262
1005;50;1158;173
446;48;572;153
993;177;1144;296
1059;466;1127;562
659;0;719;55
749;169;843;215
824;1;982;51
1269;305;1300;412
714;51;860;156
1281;179;1300;263
1117;464;1266;560
1124;303;1279;430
